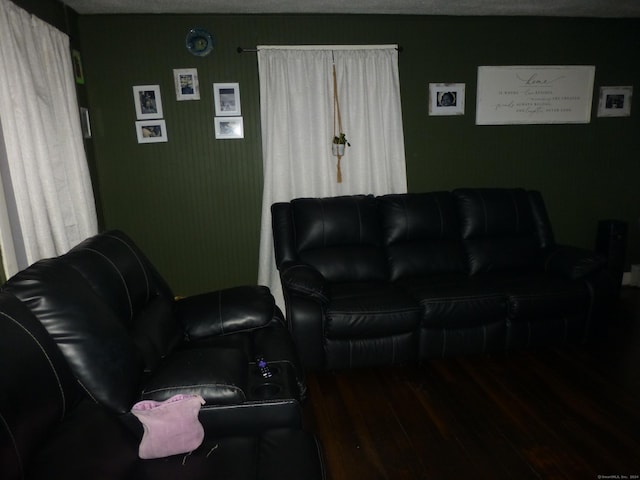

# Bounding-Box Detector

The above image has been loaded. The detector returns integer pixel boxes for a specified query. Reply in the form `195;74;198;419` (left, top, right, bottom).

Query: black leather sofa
0;230;324;479
271;188;615;370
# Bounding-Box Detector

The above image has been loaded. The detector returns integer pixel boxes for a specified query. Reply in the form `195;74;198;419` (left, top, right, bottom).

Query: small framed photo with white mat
429;83;465;116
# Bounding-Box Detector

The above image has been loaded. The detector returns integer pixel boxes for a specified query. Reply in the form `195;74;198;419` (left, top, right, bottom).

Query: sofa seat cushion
399;274;508;329
504;274;590;321
325;282;421;339
142;348;248;404
186;325;306;401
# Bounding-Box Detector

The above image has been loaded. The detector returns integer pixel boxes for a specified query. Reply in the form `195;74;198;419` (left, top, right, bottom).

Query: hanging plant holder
332;63;350;183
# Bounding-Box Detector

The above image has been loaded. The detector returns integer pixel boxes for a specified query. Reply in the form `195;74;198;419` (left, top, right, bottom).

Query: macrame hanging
331;61;349;183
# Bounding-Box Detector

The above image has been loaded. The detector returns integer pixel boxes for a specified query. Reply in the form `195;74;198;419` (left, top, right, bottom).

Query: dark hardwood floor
303;287;640;479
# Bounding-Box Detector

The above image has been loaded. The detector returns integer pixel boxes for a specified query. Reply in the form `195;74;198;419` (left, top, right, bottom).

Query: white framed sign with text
476;66;595;125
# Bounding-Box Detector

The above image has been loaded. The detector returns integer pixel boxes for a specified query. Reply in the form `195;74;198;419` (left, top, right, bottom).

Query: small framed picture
214;117;244;139
597;86;633;117
135;119;168;143
72;50;85;85
173;68;200;101
79;107;91;139
133;85;163;120
429;83;465;116
213;82;241;116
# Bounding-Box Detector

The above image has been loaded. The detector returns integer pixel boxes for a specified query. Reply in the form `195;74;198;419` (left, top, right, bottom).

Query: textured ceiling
61;0;640;17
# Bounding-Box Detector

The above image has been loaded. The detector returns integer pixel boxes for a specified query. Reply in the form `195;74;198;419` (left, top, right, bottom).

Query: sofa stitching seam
105;233;152;303
2;311;67;420
81;247;134;321
0;412;23;478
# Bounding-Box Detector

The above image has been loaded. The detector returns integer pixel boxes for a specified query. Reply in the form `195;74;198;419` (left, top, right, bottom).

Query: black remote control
256;356;272;378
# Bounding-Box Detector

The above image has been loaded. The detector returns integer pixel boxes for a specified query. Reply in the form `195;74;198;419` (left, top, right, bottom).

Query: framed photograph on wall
135;119;168;143
429;83;465;116
213;82;241;116
133;85;163;120
597;86;633;117
72;50;85;85
214;117;244;139
173;68;200;101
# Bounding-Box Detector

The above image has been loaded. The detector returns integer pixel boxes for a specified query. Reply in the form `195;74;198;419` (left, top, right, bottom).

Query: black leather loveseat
272;188;615;370
0;230;324;479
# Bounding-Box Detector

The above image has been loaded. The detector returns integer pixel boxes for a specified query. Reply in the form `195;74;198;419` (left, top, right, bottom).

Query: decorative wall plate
186;28;214;57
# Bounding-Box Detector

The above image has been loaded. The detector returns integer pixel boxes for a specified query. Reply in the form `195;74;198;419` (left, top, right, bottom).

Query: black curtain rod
237;46;403;53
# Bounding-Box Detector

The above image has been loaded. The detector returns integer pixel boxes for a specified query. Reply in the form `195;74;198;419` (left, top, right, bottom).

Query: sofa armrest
543;245;607;280
280;262;329;304
175;285;276;340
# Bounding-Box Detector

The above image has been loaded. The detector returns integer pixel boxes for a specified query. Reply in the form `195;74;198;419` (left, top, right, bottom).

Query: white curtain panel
0;0;98;277
257;45;407;308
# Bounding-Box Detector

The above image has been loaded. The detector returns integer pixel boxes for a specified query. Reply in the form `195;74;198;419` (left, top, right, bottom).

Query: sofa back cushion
0;292;80;479
289;195;388;282
64;230;182;370
378;192;467;280
3;259;144;414
453;188;548;275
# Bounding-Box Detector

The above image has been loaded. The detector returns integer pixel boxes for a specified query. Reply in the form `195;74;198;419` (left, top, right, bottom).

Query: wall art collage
132;69;244;144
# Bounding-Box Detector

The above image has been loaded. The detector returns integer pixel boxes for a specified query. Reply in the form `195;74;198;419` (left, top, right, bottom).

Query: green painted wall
78;14;640;296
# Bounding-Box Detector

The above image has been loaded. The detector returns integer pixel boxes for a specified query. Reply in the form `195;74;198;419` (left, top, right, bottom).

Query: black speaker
595;219;628;288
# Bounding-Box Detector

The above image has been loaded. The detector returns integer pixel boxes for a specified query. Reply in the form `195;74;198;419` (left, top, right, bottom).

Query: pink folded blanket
131;394;206;459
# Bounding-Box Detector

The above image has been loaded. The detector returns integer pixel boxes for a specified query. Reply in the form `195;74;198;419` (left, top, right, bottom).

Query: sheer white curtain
0;0;98;278
257;45;407;307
